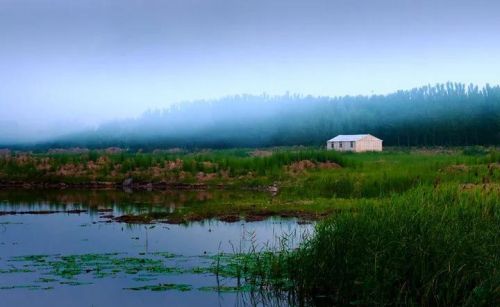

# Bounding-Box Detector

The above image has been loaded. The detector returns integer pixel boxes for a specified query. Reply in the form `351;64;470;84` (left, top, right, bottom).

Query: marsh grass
0;148;497;195
231;186;499;306
0;147;347;183
1;148;498;225
286;150;499;198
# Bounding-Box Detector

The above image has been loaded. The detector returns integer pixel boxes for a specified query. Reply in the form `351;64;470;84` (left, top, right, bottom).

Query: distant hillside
43;83;500;149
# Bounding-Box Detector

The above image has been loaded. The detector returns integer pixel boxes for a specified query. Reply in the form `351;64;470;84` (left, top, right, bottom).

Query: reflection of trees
0;189;266;215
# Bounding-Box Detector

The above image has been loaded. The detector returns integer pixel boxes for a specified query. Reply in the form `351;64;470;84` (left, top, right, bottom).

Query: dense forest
42;83;500;149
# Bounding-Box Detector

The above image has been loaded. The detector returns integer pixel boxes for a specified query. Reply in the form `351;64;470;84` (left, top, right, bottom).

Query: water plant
227;185;500;306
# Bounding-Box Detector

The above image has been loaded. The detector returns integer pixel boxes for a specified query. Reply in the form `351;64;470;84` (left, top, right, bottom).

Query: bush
463;146;488;156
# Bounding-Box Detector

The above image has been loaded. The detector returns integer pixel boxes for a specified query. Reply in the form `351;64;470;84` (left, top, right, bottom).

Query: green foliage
241;186;500;306
284;150;497;198
463;146;488;156
0;148;346;183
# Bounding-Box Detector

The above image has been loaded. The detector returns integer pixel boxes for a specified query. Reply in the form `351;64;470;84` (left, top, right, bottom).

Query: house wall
355;135;383;152
355;139;382;152
327;141;356;151
327;136;383;152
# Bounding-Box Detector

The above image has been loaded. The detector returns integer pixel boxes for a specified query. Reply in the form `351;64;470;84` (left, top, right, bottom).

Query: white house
326;134;383;152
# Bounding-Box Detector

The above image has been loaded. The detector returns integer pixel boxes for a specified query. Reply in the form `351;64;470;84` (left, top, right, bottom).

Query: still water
0;190;313;307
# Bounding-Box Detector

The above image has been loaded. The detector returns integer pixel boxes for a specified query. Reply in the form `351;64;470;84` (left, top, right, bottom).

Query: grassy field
0;148;348;185
0;147;498;187
0;147;499;221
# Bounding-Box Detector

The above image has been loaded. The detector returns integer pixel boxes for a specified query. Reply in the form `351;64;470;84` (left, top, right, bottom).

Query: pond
0;190;313;307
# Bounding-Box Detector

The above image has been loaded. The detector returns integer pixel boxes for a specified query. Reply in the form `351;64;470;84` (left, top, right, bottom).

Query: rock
268;183;279;196
268;185;278;193
122;178;133;187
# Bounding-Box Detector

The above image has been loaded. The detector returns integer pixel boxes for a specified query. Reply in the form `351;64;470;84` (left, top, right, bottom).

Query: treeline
48;83;500;149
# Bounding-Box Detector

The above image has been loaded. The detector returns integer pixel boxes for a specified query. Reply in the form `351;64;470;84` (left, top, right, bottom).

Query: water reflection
0;190;313;307
0;189;264;213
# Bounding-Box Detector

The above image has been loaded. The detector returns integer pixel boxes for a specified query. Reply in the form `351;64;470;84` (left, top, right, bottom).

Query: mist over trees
45;83;500;149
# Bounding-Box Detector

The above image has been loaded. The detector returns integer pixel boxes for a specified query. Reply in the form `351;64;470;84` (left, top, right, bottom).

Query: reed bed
227;186;499;306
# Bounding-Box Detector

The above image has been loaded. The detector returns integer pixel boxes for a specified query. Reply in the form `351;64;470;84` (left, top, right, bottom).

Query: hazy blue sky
1;0;500;140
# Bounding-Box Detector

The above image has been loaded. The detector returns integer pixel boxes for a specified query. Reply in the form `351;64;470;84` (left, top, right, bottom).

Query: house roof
327;134;381;142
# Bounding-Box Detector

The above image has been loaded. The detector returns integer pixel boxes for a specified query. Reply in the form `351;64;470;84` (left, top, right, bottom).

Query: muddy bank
0;209;87;216
0;181;212;190
111;210;329;225
0;208;323;225
0;180;279;195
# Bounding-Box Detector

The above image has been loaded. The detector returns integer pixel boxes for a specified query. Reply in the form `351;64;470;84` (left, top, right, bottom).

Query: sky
1;0;500;142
